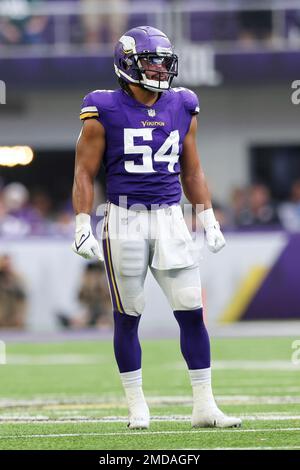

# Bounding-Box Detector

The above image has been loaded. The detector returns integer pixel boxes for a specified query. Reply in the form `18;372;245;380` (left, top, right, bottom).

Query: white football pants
101;202;203;316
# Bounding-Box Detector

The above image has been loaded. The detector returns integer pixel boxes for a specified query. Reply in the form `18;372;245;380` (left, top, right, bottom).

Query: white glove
72;213;103;261
198;208;226;253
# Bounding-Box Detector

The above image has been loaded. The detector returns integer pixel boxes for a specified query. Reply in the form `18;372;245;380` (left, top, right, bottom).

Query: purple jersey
79;87;199;209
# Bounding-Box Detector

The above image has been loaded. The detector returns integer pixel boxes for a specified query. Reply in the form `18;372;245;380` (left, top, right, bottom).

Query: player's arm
181;115;212;210
73;119;105;214
72;119;105;260
180;116;225;253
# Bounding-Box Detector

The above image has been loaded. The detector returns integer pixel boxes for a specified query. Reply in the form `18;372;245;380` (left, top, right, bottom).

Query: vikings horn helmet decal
114;26;178;92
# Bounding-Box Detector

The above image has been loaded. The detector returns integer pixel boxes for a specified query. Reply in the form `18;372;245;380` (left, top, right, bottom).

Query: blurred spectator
0;182;51;236
230;184;280;228
0;0;49;45
0;254;27;329
2;181;29;212
0;182;32;236
230;187;249;227
0;180;107;237
287;10;300;47
238;9;273;46
278;179;300;232
30;188;53;219
2;179;300;235
81;0;128;46
248;184;279;226
52;210;75;237
57;262;112;330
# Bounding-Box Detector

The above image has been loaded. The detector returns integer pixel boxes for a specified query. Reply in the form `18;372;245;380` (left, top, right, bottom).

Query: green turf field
0;336;299;450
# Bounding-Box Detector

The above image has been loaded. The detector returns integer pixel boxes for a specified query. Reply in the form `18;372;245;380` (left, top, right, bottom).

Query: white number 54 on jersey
124;128;179;173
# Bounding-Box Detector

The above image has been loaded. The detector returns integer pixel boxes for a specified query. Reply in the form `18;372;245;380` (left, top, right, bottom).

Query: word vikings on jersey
80;87;199;208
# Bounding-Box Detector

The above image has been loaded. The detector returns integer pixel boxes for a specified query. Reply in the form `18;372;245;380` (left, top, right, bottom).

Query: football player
72;26;241;429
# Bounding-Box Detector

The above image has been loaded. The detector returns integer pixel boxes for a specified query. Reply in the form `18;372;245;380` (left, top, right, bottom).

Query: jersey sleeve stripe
81;106;98;113
79;112;99;120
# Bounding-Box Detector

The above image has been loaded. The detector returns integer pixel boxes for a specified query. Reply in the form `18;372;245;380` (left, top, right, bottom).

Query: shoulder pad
80;89;116;121
172;87;200;115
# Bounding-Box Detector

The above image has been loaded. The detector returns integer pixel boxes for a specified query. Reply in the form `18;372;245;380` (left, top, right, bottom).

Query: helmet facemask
117;51;178;92
132;52;178;92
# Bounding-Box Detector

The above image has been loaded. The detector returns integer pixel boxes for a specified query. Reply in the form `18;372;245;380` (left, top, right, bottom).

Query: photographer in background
57;262;112;330
0;254;27;329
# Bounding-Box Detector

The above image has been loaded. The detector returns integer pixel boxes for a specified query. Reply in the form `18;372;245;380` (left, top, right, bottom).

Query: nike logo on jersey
75;231;91;251
141;120;165;127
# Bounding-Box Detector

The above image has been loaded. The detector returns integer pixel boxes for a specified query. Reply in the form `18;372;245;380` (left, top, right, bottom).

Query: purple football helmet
114;26;178;92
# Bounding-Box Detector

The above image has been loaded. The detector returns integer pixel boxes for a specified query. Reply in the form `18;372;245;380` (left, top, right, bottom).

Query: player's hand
198;208;226;254
72;213;103;261
205;222;226;253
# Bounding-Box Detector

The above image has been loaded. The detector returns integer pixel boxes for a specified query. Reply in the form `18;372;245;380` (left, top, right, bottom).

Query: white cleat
192;407;242;428
127;404;150;429
127;416;150;429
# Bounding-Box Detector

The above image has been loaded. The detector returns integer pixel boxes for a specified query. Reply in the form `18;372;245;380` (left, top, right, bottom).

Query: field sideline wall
1;232;298;333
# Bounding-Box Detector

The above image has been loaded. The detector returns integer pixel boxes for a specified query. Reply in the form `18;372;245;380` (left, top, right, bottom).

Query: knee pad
121;292;145;317
118;240;146;277
133;291;145;315
173;286;202;310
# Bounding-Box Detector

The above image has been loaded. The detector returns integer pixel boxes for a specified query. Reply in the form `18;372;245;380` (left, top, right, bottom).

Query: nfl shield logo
148;109;156;117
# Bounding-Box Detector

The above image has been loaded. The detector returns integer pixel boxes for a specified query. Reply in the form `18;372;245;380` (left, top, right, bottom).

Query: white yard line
0;414;300;424
1;395;300;409
4;356;300;370
214;395;300;404
213;387;300;393
5;354;102;365
0;427;300;440
213;360;300;370
171;360;300;371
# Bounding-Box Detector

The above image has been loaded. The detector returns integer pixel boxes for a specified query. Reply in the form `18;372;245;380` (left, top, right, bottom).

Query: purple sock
173;308;211;370
113;310;142;373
